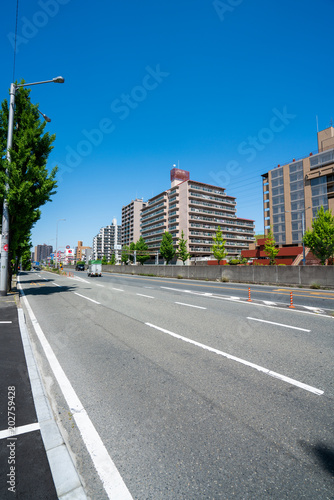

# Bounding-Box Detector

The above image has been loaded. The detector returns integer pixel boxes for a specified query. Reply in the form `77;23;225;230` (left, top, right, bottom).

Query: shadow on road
19;284;76;297
300;440;334;476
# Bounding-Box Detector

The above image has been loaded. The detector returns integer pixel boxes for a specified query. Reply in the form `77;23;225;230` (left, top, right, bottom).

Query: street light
301;207;311;266
0;76;64;295
55;219;66;269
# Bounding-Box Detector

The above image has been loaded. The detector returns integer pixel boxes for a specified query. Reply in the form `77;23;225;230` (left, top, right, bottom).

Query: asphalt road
98;271;334;313
18;270;334;499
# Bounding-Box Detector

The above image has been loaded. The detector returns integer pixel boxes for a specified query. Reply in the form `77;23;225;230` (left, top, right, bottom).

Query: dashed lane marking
145;323;323;396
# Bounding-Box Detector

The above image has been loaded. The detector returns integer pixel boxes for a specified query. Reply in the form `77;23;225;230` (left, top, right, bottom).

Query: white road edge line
175;302;206;310
247;317;311;332
0;423;40;440
145;323;323;396
136;293;154;299
53;283;61;287
74;292;100;305
0;321;12;324
20;287;133;499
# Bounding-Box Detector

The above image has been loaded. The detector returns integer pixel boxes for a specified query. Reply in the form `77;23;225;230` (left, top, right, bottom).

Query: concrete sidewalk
0;291;86;499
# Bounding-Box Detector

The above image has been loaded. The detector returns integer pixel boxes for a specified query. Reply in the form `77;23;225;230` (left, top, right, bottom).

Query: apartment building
34;244;53;263
262;126;334;245
93;219;122;260
75;241;92;261
140;168;255;260
122;199;147;247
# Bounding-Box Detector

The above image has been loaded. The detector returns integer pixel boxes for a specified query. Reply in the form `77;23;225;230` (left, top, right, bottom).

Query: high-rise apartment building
34;244;53;262
262;126;334;245
122;199;147;247
93;219;122;260
140;168;255;260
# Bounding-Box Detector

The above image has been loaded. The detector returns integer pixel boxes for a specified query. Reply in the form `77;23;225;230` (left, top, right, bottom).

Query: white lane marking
263;301;277;305
38;275;41;278
161;286;185;292
137;293;154;299
175;302;206;310
70;276;90;284
95;284;104;287
0;321;12;324
0;422;40;440
247;317;311;332
145;323;323;396
303;306;324;313
74;292;100;305
112;288;124;292
21;292;133;499
53;283;61;287
229;296;240;300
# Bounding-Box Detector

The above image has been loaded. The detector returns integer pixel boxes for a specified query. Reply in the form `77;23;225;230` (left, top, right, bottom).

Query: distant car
76;263;85;271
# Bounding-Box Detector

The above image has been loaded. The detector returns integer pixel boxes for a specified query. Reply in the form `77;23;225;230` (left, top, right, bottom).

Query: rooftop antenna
316;115;319;133
330;117;333;127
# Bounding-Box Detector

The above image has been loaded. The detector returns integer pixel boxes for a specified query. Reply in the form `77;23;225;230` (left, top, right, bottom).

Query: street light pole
0;77;64;295
302;207;311;266
55;219;66;269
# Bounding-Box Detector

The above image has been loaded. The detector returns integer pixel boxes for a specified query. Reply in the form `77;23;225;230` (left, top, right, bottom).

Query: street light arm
16;76;65;88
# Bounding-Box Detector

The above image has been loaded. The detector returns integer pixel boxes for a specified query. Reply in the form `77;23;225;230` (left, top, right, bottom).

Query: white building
93;219;122;261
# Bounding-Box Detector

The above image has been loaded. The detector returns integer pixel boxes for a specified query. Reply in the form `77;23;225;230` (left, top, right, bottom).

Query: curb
17;302;87;499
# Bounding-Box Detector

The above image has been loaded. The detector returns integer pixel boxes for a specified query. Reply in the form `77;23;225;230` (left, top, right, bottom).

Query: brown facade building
262;126;334;245
75;241;92;261
122;199;147;247
140;168;255;261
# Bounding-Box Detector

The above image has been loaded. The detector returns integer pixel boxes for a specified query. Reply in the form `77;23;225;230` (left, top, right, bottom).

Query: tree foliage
0;83;57;282
177;230;190;265
135;236;150;265
212;226;227;264
303;206;334;265
160;231;176;264
109;254;116;265
121;245;130;264
264;229;279;265
101;255;108;265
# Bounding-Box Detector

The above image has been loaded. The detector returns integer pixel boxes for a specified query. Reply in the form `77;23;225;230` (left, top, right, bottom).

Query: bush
221;276;229;282
310;282;321;289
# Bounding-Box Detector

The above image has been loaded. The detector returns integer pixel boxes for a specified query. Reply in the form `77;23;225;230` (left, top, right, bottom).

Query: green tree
101;255;108;265
121;245;129;264
160;231;176;264
212;226;227;265
303;206;334;265
264;228;279;265
177;230;190;265
109;254;116;265
136;237;150;265
129;242;136;263
0;83;57;288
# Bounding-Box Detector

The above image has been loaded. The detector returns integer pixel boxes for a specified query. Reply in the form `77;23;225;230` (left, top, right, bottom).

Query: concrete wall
102;265;334;287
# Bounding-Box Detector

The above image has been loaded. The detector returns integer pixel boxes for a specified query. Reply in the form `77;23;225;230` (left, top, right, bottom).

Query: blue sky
2;0;334;252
